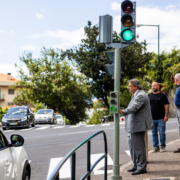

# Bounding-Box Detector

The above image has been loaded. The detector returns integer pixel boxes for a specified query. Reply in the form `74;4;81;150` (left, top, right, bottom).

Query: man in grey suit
119;79;154;175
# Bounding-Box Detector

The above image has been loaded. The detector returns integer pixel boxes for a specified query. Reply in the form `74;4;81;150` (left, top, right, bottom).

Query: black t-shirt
148;92;169;120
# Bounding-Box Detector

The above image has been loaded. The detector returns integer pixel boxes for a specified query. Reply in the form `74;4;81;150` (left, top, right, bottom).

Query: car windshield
56;115;62;119
6;108;27;115
37;110;53;114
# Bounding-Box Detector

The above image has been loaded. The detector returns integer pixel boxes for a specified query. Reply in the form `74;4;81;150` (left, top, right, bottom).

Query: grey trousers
127;131;146;171
177;108;180;131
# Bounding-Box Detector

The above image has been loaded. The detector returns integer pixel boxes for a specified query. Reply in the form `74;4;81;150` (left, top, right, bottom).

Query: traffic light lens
122;15;133;27
121;28;134;41
110;106;117;112
111;93;117;98
122;2;133;13
111;100;117;105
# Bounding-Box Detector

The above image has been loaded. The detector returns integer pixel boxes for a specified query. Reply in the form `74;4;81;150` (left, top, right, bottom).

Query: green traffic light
110;106;117;112
120;28;134;41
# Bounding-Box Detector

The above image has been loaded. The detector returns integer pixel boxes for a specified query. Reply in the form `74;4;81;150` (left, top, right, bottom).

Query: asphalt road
2;118;180;180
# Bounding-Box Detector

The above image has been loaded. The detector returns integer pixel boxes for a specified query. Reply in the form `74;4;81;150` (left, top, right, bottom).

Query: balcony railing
0;94;5;100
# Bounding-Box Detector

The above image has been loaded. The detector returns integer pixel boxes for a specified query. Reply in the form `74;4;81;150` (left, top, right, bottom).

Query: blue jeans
151;119;166;148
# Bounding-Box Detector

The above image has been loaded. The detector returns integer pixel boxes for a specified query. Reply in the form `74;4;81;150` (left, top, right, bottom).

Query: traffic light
120;0;136;44
105;51;114;77
110;91;119;114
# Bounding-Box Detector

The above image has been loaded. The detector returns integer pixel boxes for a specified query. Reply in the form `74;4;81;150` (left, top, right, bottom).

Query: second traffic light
120;0;136;44
110;91;119;114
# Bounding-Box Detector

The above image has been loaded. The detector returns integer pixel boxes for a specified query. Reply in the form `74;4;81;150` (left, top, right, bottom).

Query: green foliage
34;101;46;113
13;47;92;125
63;116;69;125
3;106;9;114
61;21;153;110
87;109;108;124
0;107;3;122
93;99;107;109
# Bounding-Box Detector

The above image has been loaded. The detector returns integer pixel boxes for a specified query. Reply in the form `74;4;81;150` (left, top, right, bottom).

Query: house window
8;102;13;106
8;89;14;95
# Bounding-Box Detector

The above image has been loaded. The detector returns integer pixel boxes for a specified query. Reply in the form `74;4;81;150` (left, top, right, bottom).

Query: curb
120;139;180;173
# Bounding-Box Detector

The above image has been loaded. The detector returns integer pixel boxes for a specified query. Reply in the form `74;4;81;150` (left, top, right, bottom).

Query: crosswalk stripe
101;124;110;126
85;125;95;127
36;126;49;130
69;126;80;128
47;158;71;179
53;126;65;129
20;128;33;131
125;150;131;157
91;153;113;175
3;130;14;132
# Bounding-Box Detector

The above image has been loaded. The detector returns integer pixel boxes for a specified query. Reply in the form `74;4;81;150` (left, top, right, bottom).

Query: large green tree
61;21;153;109
13;48;92;124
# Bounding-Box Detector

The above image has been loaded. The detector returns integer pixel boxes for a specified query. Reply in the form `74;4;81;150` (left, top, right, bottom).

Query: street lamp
136;24;160;81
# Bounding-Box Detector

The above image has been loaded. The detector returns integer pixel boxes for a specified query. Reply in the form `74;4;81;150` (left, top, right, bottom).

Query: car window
37;110;53;114
6;108;27;115
0;132;7;150
56;115;62;119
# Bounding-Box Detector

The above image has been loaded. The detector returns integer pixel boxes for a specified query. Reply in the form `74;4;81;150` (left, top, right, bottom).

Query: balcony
0;94;5;101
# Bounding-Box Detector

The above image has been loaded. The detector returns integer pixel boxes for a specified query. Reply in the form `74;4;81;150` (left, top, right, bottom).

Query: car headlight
21;116;27;121
2;117;8;122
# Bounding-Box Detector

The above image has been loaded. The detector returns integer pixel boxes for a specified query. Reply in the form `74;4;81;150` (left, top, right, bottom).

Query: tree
61;21;153;110
13;48;92;125
33;101;46;113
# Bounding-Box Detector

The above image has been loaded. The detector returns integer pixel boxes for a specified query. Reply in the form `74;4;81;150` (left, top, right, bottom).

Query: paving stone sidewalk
108;139;180;180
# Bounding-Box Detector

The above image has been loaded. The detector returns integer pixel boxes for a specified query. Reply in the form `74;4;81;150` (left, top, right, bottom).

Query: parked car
56;115;66;125
35;109;56;124
0;130;31;180
1;106;35;130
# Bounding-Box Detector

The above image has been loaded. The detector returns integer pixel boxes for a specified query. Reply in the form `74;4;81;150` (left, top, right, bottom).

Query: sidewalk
109;139;180;180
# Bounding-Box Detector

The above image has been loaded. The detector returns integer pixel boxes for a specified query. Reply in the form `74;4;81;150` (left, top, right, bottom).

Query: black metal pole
87;141;91;180
54;172;59;180
71;152;76;180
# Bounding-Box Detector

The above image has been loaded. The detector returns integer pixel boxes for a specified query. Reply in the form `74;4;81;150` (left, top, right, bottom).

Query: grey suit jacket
122;90;153;133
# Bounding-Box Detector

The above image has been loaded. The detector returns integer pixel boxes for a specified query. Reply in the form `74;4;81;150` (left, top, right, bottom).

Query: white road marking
20;128;33;131
91;153;113;175
69;126;80;128
125;150;131;157
59;131;88;136
3;130;14;132
36;126;49;130
119;122;125;124
120;127;125;129
53;126;65;129
101;124;110;126
47;158;71;179
85;125;95;127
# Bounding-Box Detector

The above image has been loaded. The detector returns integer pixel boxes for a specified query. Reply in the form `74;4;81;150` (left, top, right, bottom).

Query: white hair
175;73;180;81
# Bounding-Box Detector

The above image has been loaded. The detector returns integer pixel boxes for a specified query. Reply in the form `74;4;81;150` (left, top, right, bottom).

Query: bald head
152;82;159;93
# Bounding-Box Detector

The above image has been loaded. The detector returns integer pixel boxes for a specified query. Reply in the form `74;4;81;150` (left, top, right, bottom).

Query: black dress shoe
131;169;147;175
127;167;137;172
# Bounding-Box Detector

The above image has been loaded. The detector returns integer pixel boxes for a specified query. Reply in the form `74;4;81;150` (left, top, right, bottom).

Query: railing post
71;152;76;180
87;141;91;180
55;172;59;180
104;132;108;180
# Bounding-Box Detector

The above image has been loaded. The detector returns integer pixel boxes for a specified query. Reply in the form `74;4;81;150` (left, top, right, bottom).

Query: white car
56;115;66;125
0;130;31;180
35;109;57;124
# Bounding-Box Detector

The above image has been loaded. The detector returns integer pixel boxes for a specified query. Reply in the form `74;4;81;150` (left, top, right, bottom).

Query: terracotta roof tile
0;73;19;82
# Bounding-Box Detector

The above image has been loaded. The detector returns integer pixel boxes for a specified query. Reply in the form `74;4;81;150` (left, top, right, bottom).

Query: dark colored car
1;106;35;130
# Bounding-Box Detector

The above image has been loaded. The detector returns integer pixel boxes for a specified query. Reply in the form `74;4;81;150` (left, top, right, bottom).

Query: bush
63;116;69;125
87;110;106;125
34;102;46;113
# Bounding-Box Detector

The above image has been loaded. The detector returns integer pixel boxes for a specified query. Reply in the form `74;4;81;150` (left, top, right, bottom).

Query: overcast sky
0;0;180;78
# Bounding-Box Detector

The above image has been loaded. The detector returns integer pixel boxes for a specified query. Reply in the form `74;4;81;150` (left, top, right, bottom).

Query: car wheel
32;120;35;127
22;170;30;180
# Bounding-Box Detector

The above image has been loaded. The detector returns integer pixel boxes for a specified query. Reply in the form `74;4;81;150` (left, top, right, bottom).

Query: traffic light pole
111;48;122;180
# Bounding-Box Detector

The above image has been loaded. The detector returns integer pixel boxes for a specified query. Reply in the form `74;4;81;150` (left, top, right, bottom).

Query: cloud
111;2;121;12
30;28;85;50
0;30;6;33
20;44;36;50
0;64;28;79
112;2;180;53
36;13;44;19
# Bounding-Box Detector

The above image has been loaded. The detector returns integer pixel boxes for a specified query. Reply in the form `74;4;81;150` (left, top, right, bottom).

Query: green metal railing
47;130;108;180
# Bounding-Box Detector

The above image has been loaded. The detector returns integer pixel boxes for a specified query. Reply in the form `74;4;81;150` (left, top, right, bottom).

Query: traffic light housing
120;0;136;44
110;91;119;114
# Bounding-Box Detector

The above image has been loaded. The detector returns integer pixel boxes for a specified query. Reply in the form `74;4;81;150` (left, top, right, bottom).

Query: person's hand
119;108;123;115
164;116;168;122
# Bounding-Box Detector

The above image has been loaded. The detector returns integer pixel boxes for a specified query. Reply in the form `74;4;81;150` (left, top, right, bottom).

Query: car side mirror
10;134;24;147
